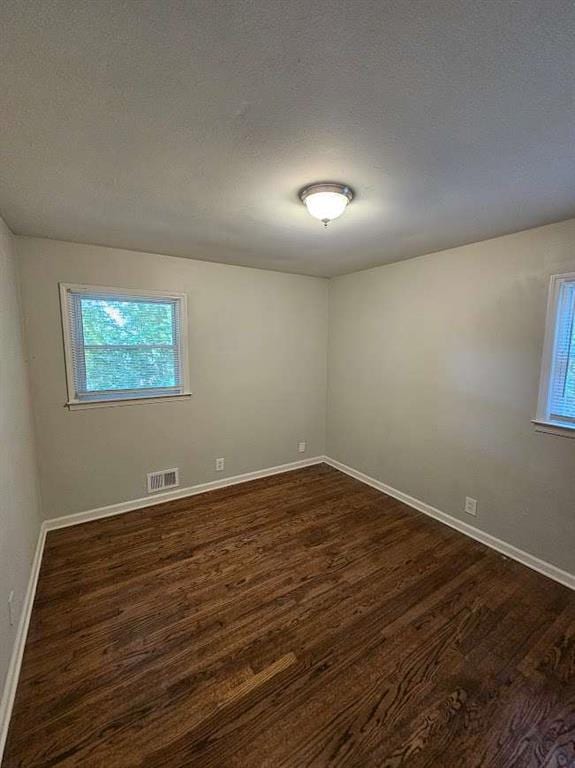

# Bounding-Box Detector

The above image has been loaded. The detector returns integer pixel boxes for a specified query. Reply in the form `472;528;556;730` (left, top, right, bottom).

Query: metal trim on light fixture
299;182;354;203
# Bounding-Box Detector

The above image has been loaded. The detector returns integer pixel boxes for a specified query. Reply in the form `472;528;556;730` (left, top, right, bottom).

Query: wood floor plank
2;464;574;767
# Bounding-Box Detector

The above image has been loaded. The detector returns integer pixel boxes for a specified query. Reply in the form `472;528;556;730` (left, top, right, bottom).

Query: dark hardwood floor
3;464;575;767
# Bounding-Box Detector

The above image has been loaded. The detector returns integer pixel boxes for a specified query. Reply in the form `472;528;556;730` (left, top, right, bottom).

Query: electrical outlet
298;441;306;453
464;497;478;517
215;457;225;472
8;590;15;627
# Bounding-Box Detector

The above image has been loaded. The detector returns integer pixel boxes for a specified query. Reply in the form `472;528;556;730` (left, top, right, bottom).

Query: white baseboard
324;456;575;591
0;524;47;763
45;456;326;531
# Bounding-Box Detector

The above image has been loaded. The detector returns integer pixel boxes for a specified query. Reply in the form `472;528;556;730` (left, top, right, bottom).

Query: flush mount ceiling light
299;182;354;227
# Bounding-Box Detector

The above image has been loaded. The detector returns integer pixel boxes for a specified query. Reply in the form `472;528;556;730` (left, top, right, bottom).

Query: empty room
1;1;575;765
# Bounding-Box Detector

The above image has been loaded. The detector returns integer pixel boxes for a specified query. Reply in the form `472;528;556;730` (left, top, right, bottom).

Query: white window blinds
60;285;189;406
537;274;575;429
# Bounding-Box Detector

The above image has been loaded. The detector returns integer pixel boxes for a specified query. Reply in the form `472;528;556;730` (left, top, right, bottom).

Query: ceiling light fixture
299;182;354;227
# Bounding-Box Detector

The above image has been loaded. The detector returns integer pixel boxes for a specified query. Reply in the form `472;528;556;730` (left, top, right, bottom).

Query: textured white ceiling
1;0;575;276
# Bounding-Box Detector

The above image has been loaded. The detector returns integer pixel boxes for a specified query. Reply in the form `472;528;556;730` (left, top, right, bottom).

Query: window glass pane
84;348;177;391
548;280;575;423
80;298;175;346
565;357;575;419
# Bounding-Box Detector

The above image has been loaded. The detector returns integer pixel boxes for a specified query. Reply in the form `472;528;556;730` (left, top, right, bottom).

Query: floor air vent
147;468;179;493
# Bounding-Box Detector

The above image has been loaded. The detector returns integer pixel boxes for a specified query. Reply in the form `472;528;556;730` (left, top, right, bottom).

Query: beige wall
17;238;328;519
13;220;575;575
327;219;575;573
0;219;42;693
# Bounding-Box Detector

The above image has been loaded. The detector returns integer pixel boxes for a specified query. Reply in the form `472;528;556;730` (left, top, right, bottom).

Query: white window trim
533;271;575;438
59;283;191;410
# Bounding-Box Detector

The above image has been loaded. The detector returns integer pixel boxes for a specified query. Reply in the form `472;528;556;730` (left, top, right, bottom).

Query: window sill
66;393;192;411
531;419;575;439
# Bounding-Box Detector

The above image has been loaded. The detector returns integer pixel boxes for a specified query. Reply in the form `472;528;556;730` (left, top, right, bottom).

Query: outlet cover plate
465;497;478;516
8;590;15;626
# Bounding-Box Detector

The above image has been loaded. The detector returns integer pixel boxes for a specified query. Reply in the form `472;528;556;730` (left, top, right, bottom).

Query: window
535;272;575;436
60;284;190;408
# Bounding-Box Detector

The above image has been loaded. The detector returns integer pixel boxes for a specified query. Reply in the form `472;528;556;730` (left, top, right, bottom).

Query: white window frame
533;271;575;438
59;283;191;410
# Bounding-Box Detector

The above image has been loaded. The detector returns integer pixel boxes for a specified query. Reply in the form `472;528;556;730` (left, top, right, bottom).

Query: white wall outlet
298;441;307;453
8;590;15;627
464;497;478;517
215;457;225;472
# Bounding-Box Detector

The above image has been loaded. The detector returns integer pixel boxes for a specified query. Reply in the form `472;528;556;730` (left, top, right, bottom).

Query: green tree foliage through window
80;298;177;392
